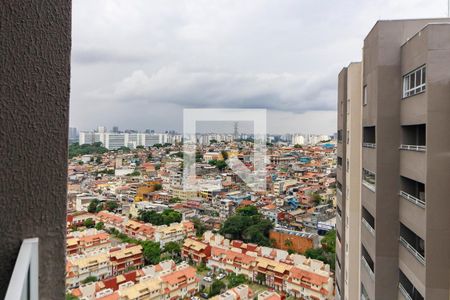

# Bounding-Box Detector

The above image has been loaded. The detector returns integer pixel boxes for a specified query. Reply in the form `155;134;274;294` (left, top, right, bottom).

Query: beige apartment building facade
337;62;363;300
337;19;450;300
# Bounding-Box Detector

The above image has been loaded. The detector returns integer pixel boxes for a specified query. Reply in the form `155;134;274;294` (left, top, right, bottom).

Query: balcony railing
5;238;39;300
400;144;426;152
361;256;375;279
362;181;376;192
362;142;376;149
399;191;426;209
362;218;375;236
399;282;413;300
399;236;425;265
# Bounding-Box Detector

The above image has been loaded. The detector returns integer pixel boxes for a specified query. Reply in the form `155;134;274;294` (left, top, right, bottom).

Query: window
362;168;376;190
363;85;367;105
337;129;343;143
403;65;426;98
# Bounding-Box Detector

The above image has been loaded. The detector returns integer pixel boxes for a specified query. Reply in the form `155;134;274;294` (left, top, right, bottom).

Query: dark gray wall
0;1;71;299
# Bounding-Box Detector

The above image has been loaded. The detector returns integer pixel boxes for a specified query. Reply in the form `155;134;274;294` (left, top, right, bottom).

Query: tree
284;239;293;248
294;144;303;149
81;275;97;284
163;241;181;258
227;273;247;288
66;293;79;300
221;150;229;160
142;240;161;265
117;146;131;153
220;206;273;245
192;217;207;237
153;143;163;148
312;193;323;205
84;218;95;228
95;222;105;231
154;183;163;191
169;197;181;204
128;170;141;177
95;156;102;164
321;230;336;252
138;209;181;226
255;273;266;284
105;201;119;212
87;199;100;213
68;142;108;159
236;206;258;216
208;280;226;297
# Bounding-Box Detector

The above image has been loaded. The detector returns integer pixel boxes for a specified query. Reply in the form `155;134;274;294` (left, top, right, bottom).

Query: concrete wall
0;1;71;299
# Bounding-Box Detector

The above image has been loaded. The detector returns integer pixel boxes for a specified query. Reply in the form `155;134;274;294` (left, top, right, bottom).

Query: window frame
402;65;426;98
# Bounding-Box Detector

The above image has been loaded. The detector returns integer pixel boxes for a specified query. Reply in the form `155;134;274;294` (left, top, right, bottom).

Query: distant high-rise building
233;122;239;140
68;127;78;140
338;19;450;300
112;126;119;133
97;126;106;133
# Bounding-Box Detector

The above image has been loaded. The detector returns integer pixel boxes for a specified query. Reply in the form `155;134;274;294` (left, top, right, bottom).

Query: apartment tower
336;62;363;300
337;19;450;300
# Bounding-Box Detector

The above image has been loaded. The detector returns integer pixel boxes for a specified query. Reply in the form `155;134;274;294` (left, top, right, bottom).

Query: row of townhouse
96;210;195;247
66;244;145;288
69;260;199;300
66;229;112;255
182;232;334;300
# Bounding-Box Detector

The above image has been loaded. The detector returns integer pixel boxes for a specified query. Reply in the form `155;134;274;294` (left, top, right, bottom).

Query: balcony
400;223;425;265
361;206;375;235
361;283;371;300
399;282;413;300
400;124;426;152
5;238;39;300
362;142;376;148
399;270;424;300
399;144;426;152
399;191;425;209
362;168;376;192
361;256;375;279
361;245;375;279
362;218;375;236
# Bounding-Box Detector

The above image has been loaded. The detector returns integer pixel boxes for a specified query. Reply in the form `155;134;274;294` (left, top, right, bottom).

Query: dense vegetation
68;142;108;158
191;217;207;237
87;199;118;213
208;280;226;297
138;209;182;226
226;273;247;288
304;229;336;270
208;159;227;170
108;228;181;265
219;206;274;246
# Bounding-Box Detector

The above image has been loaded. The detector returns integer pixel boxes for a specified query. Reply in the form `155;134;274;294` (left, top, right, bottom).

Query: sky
70;0;449;134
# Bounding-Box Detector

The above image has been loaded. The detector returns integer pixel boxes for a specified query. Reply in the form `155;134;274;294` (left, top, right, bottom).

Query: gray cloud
88;66;337;114
70;0;447;133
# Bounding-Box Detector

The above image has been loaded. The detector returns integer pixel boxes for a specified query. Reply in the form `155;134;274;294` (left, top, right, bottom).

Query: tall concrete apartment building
336;62;362;300
337;19;450;300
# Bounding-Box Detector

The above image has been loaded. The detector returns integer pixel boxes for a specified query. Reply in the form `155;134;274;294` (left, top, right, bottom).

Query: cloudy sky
71;0;448;134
